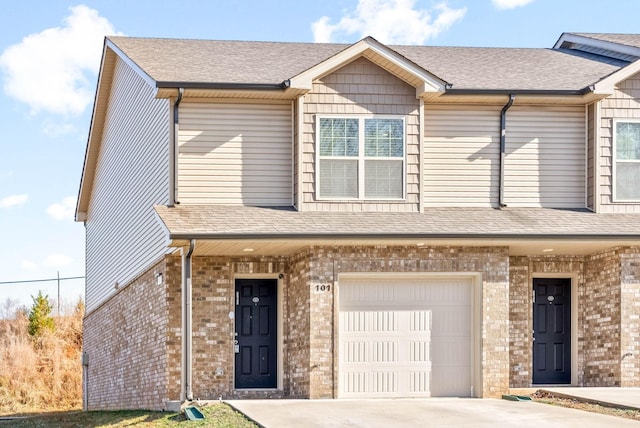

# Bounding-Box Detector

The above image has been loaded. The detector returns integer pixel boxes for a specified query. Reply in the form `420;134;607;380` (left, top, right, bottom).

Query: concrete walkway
226;396;640;428
542;387;640;410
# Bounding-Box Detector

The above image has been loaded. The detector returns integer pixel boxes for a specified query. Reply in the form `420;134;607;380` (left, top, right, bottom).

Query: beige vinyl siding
302;57;420;212
598;73;640;213
85;57;170;312
504;106;585;208
177;101;292;205
424;105;500;207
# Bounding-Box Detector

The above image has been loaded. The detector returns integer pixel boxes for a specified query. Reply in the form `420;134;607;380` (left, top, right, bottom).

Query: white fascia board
593;59;640;95
105;38;159;92
76;42;113;220
289;38;445;93
554;33;640;58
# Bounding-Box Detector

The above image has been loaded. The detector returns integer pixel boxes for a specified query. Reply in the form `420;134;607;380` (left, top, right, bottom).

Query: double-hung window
614;120;640;201
317;116;405;200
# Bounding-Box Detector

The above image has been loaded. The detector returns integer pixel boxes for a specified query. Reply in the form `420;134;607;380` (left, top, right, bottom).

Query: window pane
364;160;403;198
364;119;403;157
616;162;640;200
617;122;640;160
346;137;359;156
318;118;358;157
319;137;332;156
319;159;358;198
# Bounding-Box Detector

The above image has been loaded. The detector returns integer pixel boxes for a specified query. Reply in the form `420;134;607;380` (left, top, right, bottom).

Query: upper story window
317;116;405;200
614;120;640;201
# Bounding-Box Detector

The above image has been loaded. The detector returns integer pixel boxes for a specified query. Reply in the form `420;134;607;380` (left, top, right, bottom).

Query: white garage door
339;276;473;398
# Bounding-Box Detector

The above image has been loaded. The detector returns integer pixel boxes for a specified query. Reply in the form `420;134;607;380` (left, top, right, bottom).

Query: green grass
0;404;258;427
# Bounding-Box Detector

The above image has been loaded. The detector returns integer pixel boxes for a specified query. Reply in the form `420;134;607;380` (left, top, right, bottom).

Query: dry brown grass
0;299;83;415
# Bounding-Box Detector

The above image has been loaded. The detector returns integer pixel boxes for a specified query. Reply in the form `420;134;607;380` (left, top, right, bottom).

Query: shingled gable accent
288;36;447;98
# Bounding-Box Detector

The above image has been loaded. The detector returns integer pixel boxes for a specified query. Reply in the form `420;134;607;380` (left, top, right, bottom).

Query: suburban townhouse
76;32;640;410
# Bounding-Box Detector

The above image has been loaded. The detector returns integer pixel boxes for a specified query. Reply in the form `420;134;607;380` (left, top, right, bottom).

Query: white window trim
612;118;640;202
315;115;407;201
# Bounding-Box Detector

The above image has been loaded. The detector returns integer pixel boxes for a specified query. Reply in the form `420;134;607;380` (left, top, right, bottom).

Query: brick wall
620;248;640;386
165;256;182;402
83;260;169;410
584;249;622;386
508;256;530;387
286;250;312;397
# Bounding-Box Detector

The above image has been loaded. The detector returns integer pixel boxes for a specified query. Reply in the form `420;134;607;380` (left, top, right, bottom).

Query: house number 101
314;284;331;293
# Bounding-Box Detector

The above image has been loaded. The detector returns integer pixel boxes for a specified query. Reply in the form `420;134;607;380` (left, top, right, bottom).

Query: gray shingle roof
108;37;347;85
154;205;640;239
108;36;622;92
393;45;620;91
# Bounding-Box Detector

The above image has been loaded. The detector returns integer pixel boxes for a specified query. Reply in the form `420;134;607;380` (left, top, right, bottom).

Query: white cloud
492;0;535;10
43;120;77;137
0;194;28;208
44;254;74;268
46;196;77;220
0;5;118;116
312;0;467;45
20;260;38;271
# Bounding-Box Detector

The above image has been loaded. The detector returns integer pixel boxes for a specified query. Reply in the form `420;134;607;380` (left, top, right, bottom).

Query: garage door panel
341;311;398;332
342;371;399;396
432;307;471;336
431;338;471;365
409;340;430;362
432;366;472;396
339;277;473;398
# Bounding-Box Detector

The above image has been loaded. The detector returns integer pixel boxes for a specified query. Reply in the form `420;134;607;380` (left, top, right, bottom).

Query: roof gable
288;37;446;97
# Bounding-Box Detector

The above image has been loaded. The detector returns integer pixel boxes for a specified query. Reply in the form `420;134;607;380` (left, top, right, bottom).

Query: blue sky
0;0;639;310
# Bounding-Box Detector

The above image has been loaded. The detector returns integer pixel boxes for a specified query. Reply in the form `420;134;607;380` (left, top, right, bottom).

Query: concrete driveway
226;398;640;428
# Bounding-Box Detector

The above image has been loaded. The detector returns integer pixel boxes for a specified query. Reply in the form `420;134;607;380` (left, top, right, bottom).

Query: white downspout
182;239;195;401
170;88;184;207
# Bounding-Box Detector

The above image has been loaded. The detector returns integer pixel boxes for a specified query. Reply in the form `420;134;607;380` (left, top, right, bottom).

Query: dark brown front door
533;278;571;384
235;279;277;389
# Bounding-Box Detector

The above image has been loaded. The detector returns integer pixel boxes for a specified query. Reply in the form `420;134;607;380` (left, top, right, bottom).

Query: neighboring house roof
154;205;640;240
570;33;640;49
108;36;622;93
553;32;640;66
